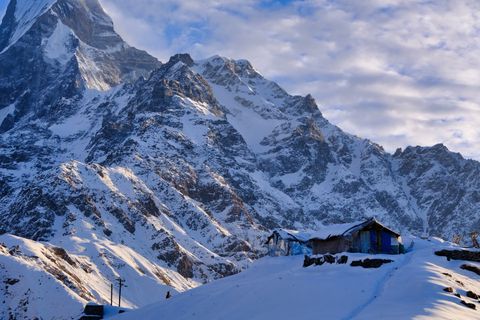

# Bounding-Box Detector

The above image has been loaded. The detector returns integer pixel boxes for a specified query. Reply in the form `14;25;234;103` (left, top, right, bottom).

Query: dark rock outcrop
466;291;479;300
336;255;348;264
460;300;476;310
461;264;480;276
435;250;480;262
323;254;336;264
350;259;393;268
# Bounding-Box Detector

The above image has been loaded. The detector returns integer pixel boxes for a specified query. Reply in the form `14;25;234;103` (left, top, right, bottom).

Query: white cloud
99;0;480;160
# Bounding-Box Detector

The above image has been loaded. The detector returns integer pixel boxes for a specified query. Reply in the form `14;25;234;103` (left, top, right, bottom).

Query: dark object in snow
443;287;454;293
315;257;325;266
461;264;480;276
466;291;479;300
83;304;103;317
456;280;465;287
351;260;362;267
4;278;19;285
166;291;171;299
460;300;476;310
434;250;480;262
324;254;335;264
455;293;461;298
350;258;393;268
303;255;325;267
303;255;314;267
303;254;349;267
442;272;452;277
337;255;348;264
80;303;129;319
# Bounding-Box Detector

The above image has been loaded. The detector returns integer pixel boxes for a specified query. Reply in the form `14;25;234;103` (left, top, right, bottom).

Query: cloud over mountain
100;0;480;159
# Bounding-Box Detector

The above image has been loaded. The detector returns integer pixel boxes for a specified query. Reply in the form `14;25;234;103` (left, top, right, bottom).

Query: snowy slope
116;238;480;320
0;232;192;320
0;0;57;53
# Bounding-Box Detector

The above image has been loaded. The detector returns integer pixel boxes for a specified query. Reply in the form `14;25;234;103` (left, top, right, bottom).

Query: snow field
116;237;480;320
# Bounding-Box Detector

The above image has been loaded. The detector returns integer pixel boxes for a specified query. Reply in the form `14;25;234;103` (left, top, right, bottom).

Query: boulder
460;300;476;310
461;264;480;276
337;255;348;264
323;254;335;264
314;257;325;266
466;291;479;300
350;258;393;268
435;250;480;262
351;260;362;267
303;255;315;268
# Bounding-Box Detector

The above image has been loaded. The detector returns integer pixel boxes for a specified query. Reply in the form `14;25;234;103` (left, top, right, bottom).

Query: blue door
381;231;391;253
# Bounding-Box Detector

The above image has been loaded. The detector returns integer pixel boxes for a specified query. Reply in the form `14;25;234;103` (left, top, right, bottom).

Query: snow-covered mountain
1;0;480;318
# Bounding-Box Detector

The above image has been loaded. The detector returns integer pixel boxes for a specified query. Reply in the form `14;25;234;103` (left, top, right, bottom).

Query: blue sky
1;0;480;160
0;1;6;18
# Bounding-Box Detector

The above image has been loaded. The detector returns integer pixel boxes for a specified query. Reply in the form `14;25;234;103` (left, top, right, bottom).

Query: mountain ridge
1;0;480;318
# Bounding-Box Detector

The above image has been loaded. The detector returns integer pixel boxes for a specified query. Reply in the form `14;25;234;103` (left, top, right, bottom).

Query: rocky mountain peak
0;0;125;52
51;0;123;50
0;0;160;131
199;55;262;81
165;53;195;68
131;53;223;117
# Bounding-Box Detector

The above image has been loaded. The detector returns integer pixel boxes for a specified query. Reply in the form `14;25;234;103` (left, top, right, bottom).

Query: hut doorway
381;230;391;253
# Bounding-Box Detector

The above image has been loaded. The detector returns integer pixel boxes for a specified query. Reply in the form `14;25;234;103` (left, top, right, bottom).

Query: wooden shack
309;218;402;255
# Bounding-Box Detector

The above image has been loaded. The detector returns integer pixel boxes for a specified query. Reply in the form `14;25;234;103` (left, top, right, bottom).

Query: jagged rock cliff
1;0;479;318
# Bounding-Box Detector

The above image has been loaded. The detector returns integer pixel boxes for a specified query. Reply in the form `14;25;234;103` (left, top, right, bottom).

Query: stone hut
266;218;403;256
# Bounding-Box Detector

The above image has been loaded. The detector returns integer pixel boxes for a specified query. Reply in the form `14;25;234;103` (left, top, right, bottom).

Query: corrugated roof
270;218;400;242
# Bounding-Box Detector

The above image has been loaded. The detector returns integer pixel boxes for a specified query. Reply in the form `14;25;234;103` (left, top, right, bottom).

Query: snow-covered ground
115;237;480;320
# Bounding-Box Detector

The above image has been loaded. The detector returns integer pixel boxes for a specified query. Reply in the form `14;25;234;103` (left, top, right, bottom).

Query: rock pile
434;250;480;262
303;254;349;267
350;258;393;268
